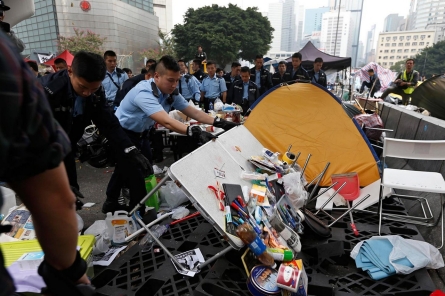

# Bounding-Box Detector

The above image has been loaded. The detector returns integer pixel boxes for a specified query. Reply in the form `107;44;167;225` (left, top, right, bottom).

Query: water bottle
209;101;214;111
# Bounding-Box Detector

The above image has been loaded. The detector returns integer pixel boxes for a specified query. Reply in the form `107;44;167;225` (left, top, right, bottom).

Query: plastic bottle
236;222;276;267
209;101;214;111
267;248;294;262
139;224;169;252
269;214;302;254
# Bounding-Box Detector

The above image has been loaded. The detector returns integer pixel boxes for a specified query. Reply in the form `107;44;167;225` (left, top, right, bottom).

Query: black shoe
102;200;131;214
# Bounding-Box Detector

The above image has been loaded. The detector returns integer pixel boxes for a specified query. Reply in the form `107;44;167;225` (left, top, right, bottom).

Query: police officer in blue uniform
102;50;129;107
39;51;151;201
250;55;273;95
200;60;227;111
307;57;327;88
288;52;310;81
223;61;241;103
107;56;237;213
229;66;259;115
272;61;292;86
177;59;201;102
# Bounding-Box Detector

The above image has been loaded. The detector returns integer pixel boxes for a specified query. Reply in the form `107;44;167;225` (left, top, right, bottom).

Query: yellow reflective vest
402;70;417;94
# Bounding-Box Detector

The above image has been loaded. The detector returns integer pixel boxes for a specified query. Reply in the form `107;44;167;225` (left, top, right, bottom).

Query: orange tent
43;50;74;67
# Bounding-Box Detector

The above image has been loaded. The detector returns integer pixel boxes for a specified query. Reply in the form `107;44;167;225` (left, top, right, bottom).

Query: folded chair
378;138;445;249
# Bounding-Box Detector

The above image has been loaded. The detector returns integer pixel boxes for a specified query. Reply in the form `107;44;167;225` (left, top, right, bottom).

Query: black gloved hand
124;146;153;177
187;126;217;143
213;117;239;131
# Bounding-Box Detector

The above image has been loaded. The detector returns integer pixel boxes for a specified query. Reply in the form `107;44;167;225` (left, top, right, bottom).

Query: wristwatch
124;146;136;154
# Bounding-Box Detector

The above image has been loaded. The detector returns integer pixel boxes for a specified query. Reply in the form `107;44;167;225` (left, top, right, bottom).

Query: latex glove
187;126;217;143
124;146;153;177
213;117;239;131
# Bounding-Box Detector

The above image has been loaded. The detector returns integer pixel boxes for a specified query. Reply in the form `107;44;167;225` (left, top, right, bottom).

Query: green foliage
390;41;445;77
57;28;106;55
172;4;273;67
140;30;177;61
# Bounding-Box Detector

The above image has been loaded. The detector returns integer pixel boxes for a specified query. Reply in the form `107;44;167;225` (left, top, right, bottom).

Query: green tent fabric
411;75;445;120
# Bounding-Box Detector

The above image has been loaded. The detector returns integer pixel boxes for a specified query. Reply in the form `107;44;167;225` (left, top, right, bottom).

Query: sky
171;0;411;50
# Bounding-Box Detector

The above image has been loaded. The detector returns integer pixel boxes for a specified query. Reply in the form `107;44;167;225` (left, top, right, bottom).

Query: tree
172;4;273;67
57;28;106;55
390;60;406;72
139;30;176;61
414;40;445;77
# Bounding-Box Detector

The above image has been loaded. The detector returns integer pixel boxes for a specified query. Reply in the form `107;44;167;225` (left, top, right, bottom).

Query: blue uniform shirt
243;82;249;100
102;68;129;103
115;79;190;132
312;72;320;83
200;74;227;98
177;74;201;101
73;96;84;117
255;70;261;88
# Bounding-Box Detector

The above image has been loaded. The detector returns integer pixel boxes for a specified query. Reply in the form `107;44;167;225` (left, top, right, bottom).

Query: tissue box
17;251;44;270
251;184;267;203
277;259;308;295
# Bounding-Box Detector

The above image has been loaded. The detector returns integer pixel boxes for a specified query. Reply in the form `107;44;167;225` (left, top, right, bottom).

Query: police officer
192;59;207;82
229;66;259;115
177;59;201;102
288;52;310;81
272;61;291;86
39;51;151;202
195;45;207;69
223;61;241;102
114;63;156;108
200;60;227;111
250;55;272;95
108;56;237;213
102;50;129;107
307;57;327;88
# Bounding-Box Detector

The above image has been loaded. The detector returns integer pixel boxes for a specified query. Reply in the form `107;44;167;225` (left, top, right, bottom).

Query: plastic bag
213;98;224;111
171;206;190;220
281;172;307;209
85;220;111;255
158;181;189;210
351;235;444;274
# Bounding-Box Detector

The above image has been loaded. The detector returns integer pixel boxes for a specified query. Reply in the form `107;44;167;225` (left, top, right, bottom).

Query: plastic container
247;265;280;295
105;211;136;244
0;186;16;216
145;175;159;210
331;172;360;201
209;101;214;111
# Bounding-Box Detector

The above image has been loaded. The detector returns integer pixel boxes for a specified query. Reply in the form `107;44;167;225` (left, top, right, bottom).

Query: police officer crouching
108;56;238;214
39;52;151;212
229;66;259;115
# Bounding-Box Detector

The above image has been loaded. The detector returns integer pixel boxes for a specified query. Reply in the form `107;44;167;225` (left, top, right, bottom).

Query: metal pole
333;0;342;55
308;162;330;199
328;194;371;227
197;246;234;270
128;174;170;216
315;182;347;215
125;211;172;242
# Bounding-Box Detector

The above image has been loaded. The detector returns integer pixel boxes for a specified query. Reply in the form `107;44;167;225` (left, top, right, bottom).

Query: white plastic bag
351;235;444;274
159;181;189;209
213;98;224;111
281;172;308;209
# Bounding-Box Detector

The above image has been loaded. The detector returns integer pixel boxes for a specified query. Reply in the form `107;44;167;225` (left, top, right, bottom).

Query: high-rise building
327;0;364;67
268;0;301;52
153;0;173;34
303;7;330;36
364;24;376;63
268;1;284;52
296;5;305;49
410;0;445;42
320;10;354;57
13;0;158;62
375;30;435;69
383;14;404;32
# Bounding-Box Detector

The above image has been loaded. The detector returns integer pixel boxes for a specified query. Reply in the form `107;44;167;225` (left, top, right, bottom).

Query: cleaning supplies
105;211;137;245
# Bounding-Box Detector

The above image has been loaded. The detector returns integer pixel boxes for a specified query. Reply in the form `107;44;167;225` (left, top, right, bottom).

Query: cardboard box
251;184;267;203
277;259;308;296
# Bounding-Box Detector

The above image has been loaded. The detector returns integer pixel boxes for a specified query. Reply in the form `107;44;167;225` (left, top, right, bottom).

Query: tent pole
348;67;352;102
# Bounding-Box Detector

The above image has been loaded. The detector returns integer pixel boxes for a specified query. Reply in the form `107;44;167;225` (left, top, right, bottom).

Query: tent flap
411;75;445;121
244;83;380;187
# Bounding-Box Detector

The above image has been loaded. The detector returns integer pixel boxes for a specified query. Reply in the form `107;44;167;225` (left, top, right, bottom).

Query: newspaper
171;248;205;277
1;206;36;240
92;246;126;266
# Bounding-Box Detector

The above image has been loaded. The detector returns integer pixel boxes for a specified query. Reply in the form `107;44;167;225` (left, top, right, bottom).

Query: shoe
102;200;131;214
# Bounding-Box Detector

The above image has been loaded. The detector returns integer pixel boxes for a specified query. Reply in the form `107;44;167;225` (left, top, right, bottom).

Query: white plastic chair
378;138;445;249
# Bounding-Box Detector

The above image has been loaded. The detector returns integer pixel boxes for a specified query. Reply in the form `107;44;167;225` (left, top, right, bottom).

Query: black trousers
106;130;151;209
203;97;217;112
380;87;411;105
360;81;380;98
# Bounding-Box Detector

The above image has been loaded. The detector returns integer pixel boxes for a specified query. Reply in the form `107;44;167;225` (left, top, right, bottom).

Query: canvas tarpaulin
355;62;397;91
285;41;351;71
244;82;380;187
411;75;445;121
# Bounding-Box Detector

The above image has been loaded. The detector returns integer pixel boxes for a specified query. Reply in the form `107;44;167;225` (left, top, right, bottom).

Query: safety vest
402;70;417;94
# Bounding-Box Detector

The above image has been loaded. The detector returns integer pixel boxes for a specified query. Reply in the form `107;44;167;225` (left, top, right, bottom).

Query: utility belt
123;128;150;139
